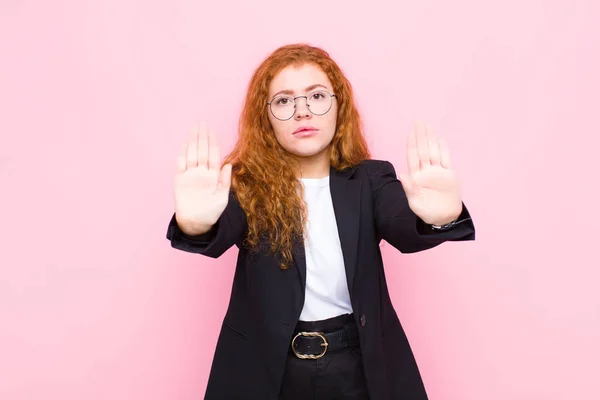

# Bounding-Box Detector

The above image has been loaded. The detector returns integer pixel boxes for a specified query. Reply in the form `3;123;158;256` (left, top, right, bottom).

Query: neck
295;149;330;179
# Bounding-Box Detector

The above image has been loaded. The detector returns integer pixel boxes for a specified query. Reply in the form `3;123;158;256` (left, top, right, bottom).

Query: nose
294;97;311;120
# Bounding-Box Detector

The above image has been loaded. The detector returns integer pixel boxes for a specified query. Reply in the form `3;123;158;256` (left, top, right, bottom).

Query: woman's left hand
398;122;463;226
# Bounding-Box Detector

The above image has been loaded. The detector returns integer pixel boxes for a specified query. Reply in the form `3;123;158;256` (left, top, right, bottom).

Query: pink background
1;0;599;399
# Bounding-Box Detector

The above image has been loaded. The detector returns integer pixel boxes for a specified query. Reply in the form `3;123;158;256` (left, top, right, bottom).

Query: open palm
174;123;232;236
398;122;463;226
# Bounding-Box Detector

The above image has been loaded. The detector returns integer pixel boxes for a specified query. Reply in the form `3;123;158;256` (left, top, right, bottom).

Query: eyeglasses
267;90;337;121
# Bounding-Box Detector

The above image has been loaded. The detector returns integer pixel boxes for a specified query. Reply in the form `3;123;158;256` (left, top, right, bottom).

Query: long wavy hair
223;43;371;269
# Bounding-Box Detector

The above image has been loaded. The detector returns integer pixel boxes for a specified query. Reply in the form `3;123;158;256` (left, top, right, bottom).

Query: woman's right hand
174;123;232;236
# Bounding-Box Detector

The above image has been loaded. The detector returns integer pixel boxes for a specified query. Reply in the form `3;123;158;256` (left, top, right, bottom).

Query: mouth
293;126;319;135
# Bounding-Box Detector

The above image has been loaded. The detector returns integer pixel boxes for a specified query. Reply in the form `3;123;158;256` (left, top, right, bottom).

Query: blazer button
360;314;366;327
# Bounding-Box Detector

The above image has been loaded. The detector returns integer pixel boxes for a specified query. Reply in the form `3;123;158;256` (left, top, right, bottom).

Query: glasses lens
270;96;295;120
306;91;332;115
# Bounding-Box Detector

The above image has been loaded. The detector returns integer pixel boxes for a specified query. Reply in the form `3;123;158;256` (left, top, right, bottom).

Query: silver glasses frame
266;90;337;121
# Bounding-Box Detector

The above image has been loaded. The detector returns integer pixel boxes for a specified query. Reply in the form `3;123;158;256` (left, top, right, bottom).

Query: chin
288;145;329;158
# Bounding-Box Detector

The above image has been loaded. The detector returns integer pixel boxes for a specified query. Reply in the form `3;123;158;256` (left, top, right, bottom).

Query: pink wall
1;0;598;399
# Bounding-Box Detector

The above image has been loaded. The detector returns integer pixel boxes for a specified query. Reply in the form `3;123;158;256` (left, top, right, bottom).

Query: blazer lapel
292;165;362;297
329;165;361;296
292;237;307;291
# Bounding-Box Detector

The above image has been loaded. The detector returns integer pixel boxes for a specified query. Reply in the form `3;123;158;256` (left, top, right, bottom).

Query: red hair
224;43;370;269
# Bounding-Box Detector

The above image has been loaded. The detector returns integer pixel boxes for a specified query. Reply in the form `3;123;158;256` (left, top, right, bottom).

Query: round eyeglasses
267;90;336;121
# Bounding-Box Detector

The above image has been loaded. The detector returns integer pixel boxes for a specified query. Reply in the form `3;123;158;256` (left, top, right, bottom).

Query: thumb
398;173;416;197
216;163;232;194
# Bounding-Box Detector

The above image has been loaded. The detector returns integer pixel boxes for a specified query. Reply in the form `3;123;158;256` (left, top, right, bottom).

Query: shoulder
351;159;401;196
332;159;400;188
356;159;398;178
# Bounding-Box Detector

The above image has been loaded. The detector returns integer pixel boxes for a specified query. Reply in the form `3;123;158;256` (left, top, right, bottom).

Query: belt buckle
291;331;328;359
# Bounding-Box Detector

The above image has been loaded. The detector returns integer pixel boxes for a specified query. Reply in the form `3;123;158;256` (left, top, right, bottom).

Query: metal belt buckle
291;331;328;359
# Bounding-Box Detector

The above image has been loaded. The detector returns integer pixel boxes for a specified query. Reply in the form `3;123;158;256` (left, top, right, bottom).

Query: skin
267;63;338;179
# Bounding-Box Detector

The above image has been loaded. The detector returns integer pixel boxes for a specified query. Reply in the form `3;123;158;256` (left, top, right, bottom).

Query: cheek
327;107;338;131
268;117;290;145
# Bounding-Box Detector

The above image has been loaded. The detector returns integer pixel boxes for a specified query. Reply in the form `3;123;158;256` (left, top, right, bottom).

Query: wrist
428;203;462;226
175;215;213;236
429;209;463;231
430;217;458;227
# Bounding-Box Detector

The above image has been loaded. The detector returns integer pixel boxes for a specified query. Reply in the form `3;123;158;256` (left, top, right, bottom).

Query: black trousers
278;313;370;400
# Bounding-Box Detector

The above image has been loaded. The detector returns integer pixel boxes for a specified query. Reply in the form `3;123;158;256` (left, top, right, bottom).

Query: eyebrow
271;84;329;98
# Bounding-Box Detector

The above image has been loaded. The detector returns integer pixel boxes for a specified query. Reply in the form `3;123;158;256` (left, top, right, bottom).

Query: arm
166;190;247;258
369;160;475;253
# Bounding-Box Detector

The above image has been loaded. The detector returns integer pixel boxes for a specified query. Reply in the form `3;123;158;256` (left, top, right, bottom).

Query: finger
406;129;420;175
427;124;441;166
176;142;187;174
186;127;199;168
439;137;452;169
415;121;430;168
207;126;221;171
217;163;232;194
197;122;209;168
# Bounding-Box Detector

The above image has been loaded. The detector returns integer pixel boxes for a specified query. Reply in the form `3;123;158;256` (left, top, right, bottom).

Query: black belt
290;322;359;359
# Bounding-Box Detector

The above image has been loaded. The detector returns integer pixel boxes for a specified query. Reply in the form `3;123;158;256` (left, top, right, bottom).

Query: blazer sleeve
367;160;475;253
165;190;247;258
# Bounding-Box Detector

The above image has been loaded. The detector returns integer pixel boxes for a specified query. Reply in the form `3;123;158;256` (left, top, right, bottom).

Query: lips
293;126;318;135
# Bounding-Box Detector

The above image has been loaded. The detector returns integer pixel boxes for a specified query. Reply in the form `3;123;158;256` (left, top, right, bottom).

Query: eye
274;97;292;106
310;91;326;100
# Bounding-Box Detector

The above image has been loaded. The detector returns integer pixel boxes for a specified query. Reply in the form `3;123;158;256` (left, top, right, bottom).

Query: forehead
269;63;333;96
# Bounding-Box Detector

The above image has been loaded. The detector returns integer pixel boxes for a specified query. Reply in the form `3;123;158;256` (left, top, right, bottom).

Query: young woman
166;43;475;400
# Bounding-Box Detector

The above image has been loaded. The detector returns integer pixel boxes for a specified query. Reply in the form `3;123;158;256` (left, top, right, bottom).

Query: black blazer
166;159;475;400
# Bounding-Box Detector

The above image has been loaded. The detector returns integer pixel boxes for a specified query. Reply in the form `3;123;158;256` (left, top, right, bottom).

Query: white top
298;176;354;321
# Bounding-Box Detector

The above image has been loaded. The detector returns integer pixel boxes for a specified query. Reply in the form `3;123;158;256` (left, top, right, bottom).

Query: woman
166;43;475;400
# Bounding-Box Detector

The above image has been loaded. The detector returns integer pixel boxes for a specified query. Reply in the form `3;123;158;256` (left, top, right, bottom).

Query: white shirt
298;176;354;321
